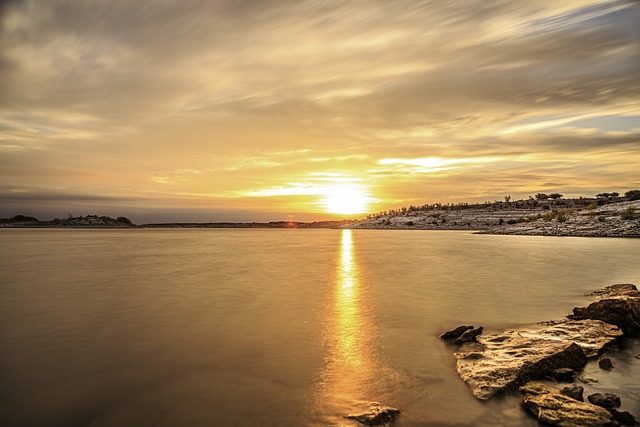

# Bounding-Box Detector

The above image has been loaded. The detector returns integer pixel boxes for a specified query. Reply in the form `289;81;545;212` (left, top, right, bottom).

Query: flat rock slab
455;319;622;400
520;382;619;427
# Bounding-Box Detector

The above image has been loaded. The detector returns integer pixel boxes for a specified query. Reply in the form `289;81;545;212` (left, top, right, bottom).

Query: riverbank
344;199;640;237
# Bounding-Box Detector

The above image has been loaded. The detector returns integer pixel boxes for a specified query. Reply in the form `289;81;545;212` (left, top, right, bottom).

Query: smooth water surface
1;229;639;426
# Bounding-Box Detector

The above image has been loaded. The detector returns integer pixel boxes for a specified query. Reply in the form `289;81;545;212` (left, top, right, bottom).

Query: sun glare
322;184;370;215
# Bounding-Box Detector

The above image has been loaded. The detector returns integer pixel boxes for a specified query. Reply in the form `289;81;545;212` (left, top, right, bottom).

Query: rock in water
570;284;640;335
344;402;400;426
454;327;483;344
560;385;584;402
520;382;619;427
440;325;474;339
609;409;638;426
587;393;622;409
454;319;622;400
599;358;614;370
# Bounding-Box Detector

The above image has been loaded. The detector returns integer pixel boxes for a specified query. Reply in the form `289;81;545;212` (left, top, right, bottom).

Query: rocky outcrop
569;284;640;335
444;283;639;426
344;402;400;426
454;320;622;400
520;382;619;427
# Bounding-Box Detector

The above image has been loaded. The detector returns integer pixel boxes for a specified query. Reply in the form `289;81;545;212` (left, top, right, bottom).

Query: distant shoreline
2;196;639;237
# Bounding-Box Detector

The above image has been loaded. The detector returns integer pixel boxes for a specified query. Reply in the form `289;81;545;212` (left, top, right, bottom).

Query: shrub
621;206;636;220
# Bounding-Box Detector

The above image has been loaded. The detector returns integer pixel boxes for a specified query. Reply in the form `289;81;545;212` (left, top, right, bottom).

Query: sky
1;0;639;223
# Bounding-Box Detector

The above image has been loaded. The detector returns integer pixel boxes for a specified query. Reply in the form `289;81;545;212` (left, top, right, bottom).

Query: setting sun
322;184;370;215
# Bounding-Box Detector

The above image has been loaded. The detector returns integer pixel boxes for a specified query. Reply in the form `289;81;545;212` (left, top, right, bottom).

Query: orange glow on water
314;229;382;418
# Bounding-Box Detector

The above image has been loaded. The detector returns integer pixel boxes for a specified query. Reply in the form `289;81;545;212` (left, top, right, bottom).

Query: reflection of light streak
312;229;387;423
336;229;362;367
324;230;376;404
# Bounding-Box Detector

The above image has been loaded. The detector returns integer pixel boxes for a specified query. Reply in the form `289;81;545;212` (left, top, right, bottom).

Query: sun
322;184;370;215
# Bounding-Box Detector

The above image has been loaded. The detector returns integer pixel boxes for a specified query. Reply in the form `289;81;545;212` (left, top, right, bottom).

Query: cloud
1;0;639;219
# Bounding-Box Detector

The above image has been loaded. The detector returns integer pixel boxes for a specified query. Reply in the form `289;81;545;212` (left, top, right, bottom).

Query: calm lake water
1;229;639;426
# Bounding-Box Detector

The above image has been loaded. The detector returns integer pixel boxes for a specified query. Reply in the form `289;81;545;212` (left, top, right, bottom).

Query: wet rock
560;385;584;401
520;382;619;427
552;368;575;381
569;285;640;335
587;393;622;409
608;409;638;426
599;358;614;370
455;319;622;400
454;326;483;344
344;402;400;426
440;325;474;340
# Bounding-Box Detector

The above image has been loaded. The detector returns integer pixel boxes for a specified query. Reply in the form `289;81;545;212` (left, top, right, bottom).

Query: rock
454;326;483;344
599;358;614;370
344;402;400;426
569;287;640;335
560;385;584;401
587;393;622;409
553;368;575;381
520;382;619;427
608;409;638;426
440;325;474;339
588;284;640;299
454;319;622;400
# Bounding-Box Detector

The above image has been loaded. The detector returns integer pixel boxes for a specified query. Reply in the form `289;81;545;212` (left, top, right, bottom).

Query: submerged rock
454;319;622;400
454;327;483;344
520;382;619;427
440;325;474;340
588;393;622;409
344;402;400;426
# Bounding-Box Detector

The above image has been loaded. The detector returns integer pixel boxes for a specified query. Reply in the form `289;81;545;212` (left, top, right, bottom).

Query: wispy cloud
1;0;638;221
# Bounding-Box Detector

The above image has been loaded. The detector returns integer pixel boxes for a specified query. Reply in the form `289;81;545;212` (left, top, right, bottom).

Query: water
0;229;639;426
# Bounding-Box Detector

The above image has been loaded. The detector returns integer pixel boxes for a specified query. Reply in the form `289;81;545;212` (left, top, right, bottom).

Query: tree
548;193;563;200
625;189;640;201
535;193;549;200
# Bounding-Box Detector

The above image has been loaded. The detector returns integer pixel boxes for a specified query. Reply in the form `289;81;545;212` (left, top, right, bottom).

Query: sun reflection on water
313;229;383;422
